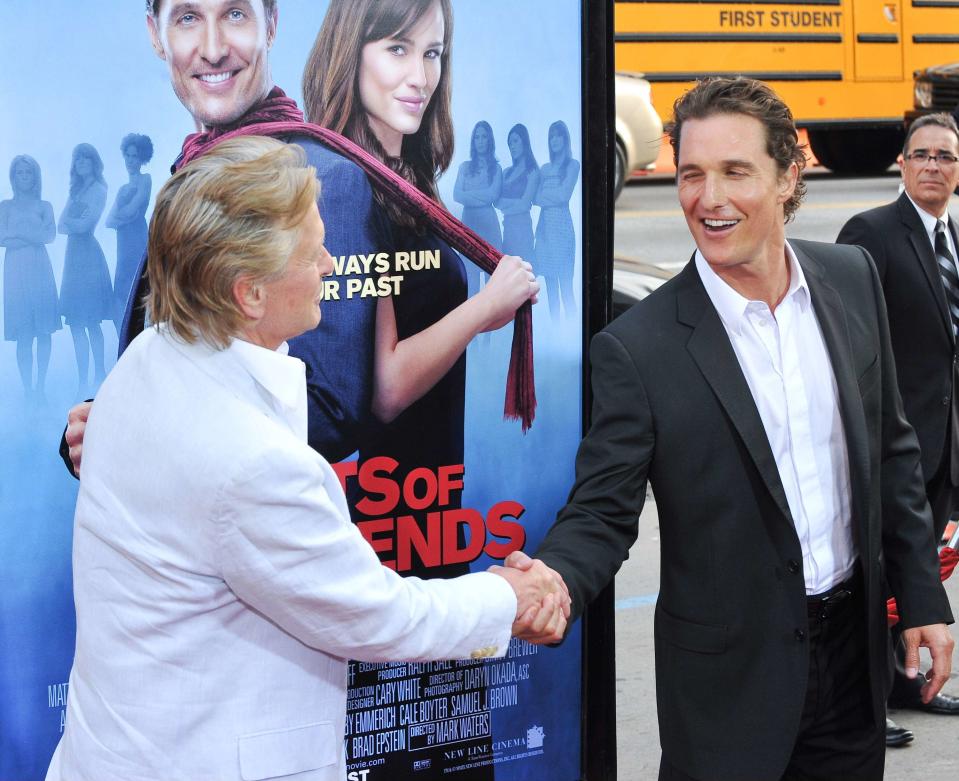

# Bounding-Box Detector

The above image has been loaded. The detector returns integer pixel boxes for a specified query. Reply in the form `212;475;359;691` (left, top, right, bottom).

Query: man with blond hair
46;137;567;781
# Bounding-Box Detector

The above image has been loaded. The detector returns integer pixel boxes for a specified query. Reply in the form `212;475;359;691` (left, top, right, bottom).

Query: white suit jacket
47;326;515;781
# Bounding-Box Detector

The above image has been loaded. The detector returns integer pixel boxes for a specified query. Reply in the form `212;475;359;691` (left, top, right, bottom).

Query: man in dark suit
512;78;955;780
837;113;959;728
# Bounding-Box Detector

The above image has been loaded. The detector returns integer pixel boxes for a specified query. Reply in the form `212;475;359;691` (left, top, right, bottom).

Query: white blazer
47;327;515;781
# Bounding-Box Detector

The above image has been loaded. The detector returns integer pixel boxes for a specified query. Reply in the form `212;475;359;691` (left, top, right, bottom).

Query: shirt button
795;629;806;641
787;559;800;575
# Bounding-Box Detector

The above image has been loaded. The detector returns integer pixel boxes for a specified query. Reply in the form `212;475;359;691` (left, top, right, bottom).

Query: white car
615;72;663;200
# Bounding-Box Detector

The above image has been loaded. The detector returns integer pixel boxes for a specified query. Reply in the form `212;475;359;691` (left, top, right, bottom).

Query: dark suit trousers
659;582;884;781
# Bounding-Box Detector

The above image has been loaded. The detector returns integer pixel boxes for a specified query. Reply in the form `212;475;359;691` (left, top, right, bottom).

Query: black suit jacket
536;240;952;781
837;192;959;485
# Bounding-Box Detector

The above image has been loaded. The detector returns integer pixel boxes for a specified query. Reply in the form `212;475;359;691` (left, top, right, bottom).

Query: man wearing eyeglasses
838;112;959;731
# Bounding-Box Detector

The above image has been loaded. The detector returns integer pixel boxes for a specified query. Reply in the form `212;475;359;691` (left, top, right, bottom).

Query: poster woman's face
124;146;142;175
74;155;93;179
508;132;523;161
473;125;490;156
359;2;445;157
14;161;34;194
549;127;566;156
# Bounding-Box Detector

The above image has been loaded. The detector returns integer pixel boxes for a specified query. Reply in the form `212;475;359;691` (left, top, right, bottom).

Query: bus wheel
808;127;903;175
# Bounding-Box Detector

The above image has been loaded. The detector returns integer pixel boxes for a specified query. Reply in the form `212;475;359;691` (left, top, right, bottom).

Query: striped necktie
935;219;959;337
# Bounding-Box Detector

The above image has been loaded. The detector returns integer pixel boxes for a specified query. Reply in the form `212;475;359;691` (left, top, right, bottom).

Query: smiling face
358;1;445;157
677;112;797;278
148;0;276;130
255;204;333;348
900;123;959;217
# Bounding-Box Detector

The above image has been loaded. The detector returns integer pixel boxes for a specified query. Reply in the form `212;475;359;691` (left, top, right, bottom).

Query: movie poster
0;2;585;779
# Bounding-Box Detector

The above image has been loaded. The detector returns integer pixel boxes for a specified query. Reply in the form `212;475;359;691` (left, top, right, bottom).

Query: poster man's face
148;0;276;130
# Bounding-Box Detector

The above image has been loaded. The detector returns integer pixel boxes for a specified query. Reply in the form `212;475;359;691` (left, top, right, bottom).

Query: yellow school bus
615;0;959;173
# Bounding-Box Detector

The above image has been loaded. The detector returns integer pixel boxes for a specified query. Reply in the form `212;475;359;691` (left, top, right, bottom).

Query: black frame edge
580;1;617;779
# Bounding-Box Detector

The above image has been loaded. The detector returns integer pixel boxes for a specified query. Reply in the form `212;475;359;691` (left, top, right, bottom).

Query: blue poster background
0;2;584;779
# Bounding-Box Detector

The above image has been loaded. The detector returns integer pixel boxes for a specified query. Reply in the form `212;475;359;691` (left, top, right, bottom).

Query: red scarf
179;88;536;431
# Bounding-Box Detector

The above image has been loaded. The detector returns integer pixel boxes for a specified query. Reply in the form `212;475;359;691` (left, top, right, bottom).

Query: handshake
489;551;571;645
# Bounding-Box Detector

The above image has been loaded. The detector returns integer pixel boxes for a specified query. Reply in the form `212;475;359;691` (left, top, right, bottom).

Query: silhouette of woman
497;123;539;264
0;155;61;401
454;120;503;295
534;120;579;320
106;134;152;333
58;143;112;395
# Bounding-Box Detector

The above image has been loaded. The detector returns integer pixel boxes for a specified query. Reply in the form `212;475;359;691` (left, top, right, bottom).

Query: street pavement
611;171;959;779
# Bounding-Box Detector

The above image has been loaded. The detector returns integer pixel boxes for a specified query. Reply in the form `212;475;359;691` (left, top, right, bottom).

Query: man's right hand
488;552;571;644
65;401;93;477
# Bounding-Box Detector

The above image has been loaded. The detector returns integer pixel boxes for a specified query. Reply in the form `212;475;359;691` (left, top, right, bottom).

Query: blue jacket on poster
119;136;381;464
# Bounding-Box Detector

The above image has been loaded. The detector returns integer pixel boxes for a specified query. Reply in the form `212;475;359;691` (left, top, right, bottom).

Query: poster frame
579;1;619;779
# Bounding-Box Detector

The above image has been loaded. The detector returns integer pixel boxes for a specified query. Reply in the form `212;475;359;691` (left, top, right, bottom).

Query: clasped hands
489;551;571;645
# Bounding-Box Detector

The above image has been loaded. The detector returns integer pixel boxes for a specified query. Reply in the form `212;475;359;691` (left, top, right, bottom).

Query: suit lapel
898;193;953;340
677;261;794;525
793;242;870;550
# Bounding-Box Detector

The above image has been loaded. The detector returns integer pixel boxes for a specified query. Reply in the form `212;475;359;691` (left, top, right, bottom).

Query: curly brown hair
668;77;807;223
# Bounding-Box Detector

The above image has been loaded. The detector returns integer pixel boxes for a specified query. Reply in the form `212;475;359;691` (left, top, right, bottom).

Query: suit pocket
655;605;727;654
857;354;879;395
238;721;336;780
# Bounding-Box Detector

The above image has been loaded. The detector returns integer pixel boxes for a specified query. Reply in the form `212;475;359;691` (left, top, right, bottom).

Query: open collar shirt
695;244;856;594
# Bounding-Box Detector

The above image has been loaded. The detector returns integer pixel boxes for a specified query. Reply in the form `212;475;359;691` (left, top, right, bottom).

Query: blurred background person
534;119;579;320
0;155;60;403
454;120;503;296
106;133;152;334
46;136;565;781
497;123;539;264
58;143;111;396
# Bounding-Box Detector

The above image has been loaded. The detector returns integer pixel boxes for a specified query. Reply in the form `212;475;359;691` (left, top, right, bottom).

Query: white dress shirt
695;246;856;594
47;325;515;781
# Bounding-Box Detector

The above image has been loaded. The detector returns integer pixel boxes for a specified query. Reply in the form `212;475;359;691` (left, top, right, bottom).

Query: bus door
852;0;904;80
